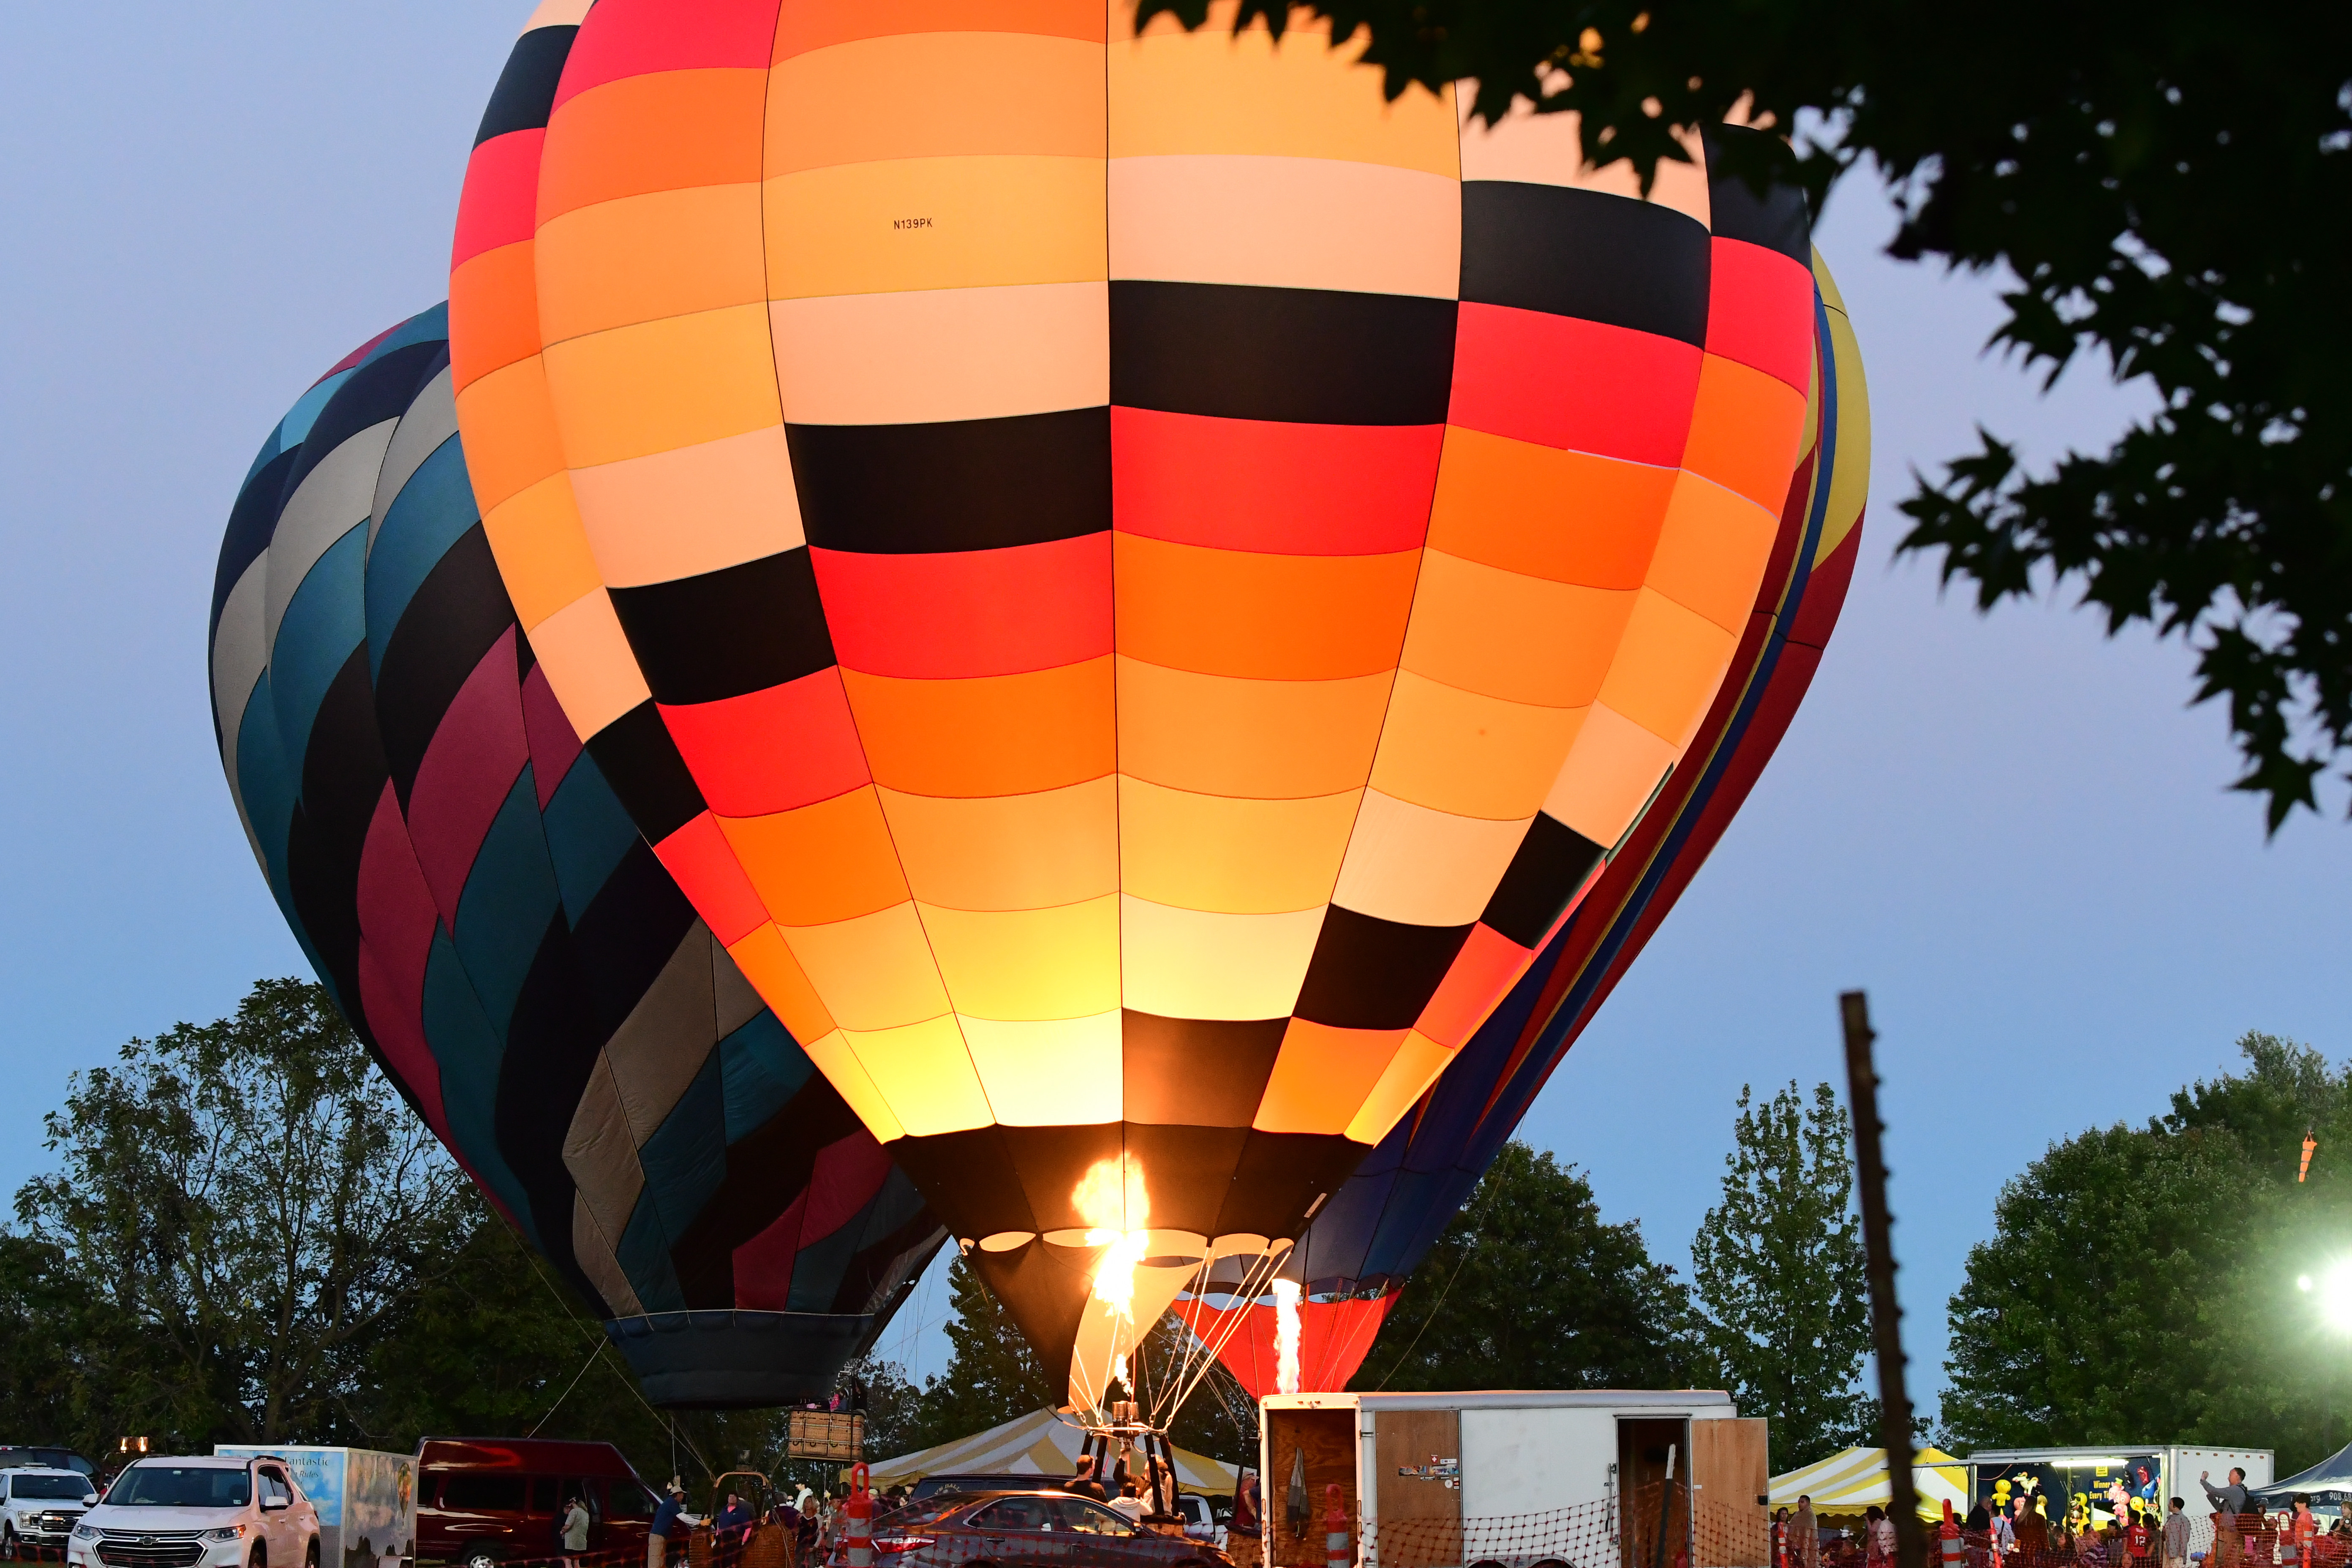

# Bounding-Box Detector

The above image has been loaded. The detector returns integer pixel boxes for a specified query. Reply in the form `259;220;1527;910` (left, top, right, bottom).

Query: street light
2306;1261;2352;1333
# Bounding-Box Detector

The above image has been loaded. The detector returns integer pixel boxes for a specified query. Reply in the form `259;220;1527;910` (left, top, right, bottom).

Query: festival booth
2255;1443;2352;1507
865;1408;1241;1495
1771;1447;1971;1521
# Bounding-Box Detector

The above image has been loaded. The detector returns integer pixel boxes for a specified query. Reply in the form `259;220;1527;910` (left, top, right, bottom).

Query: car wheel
250;1547;267;1568
3;1523;16;1561
466;1551;500;1568
306;1544;319;1568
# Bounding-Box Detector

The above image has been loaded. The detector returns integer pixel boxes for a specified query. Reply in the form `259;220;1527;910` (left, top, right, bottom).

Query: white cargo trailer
216;1447;418;1568
1260;1391;1766;1568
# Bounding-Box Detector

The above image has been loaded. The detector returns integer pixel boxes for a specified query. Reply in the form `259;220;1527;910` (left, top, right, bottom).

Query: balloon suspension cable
1157;1245;1286;1427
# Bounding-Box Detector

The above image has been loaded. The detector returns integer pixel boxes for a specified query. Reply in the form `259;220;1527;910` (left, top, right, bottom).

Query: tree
1941;1032;2352;1473
1690;1081;1869;1468
909;1255;1062;1446
1354;1141;1711;1391
1137;0;2352;830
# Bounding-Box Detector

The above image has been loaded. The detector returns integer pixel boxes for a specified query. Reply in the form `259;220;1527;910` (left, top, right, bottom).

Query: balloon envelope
449;0;1821;1399
209;302;942;1407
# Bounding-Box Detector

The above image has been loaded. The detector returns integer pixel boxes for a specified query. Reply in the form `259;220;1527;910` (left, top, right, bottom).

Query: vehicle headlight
73;1525;99;1541
204;1527;250;1542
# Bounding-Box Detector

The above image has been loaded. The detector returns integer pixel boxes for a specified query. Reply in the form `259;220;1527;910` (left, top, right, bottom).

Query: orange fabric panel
569;425;804;588
1113;534;1421;681
1643;474;1781;634
1594;588;1737;748
1253;1019;1409;1135
1345;1030;1454;1144
919;897;1122;1021
773;0;1107;61
1108;154;1460;298
1111;11;1459;177
1425;427;1674;588
536;183;768;343
523;588;652;740
783;903;952;1031
538;69;768;223
1678;354;1810;509
717;786;911;928
842;656;1116;798
448;242;540;392
452;357;567;515
877;779;1119;912
539;302;783;467
1369;672;1587;821
764;158;1107;299
1116;777;1358;915
766;33;1105;176
1398;549;1637;710
1113;659;1392;800
1329;790;1532;927
479;472;602;630
1117;896;1326;1022
1542;700;1679;848
725;923;838;1043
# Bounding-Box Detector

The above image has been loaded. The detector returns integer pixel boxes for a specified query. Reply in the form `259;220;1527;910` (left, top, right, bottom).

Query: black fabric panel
788;408;1112;554
1702;124;1813;264
494;912;600;1302
474;25;578;147
967;1238;1102;1394
1293;907;1475;1030
1004;1123;1127;1235
1213;1131;1371;1240
582;701;706;844
569;839;700;1045
888;1127;1034;1240
608;547;835;706
1120;1123;1252;1238
831;1197;948;1318
1111;281;1456;425
1459;181;1712;346
280;341;449;504
283;644;389;1010
213;446;301;637
374;525;519;806
1122;1012;1287;1127
1478;813;1608;949
669;1079;870;1309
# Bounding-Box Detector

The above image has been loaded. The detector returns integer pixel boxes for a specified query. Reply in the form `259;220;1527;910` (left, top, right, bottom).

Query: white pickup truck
1;1466;99;1557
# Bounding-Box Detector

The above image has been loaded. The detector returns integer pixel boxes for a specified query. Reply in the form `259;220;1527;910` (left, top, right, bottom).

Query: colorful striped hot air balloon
209;303;942;1407
449;0;1824;1404
1185;250;1870;1394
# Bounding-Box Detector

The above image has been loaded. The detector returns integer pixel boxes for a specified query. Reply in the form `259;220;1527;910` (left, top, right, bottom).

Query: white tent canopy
864;1408;1241;1496
1771;1447;1970;1521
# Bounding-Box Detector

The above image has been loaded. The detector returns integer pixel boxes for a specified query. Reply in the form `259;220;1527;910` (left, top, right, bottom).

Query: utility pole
1840;991;1926;1568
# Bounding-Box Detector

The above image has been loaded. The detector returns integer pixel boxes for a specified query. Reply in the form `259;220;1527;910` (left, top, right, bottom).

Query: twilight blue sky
5;5;2347;1413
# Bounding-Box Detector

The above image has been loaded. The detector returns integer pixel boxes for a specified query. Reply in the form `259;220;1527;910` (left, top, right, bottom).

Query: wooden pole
1840;990;1927;1568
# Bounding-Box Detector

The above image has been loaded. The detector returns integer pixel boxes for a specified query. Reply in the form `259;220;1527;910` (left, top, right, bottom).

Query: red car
836;1492;1230;1568
416;1440;657;1568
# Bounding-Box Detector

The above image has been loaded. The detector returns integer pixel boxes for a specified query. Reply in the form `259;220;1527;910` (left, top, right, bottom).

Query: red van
414;1439;656;1568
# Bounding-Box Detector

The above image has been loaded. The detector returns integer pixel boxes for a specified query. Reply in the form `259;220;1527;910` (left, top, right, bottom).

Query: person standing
1990;1501;2018;1566
561;1497;591;1568
1795;1497;1819;1568
650;1481;688;1568
2164;1500;2191;1568
2204;1473;2251;1568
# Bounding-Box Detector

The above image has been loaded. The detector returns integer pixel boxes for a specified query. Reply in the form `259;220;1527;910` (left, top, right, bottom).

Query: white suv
1;1466;99;1557
70;1457;321;1568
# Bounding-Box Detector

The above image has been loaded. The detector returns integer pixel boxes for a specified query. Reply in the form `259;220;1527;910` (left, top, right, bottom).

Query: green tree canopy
1355;1141;1711;1391
1138;0;2352;829
1690;1081;1868;1468
1943;1032;2352;1471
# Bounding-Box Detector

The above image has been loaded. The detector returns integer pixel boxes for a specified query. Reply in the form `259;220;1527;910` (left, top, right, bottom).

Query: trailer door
1690;1420;1769;1568
1372;1410;1461;1568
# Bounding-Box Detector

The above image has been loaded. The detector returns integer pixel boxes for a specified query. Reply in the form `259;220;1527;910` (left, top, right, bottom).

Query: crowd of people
1769;1470;2352;1568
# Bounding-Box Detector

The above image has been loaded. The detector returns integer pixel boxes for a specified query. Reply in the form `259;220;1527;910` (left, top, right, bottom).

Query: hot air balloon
1184;247;1871;1395
448;0;1822;1409
209;301;943;1407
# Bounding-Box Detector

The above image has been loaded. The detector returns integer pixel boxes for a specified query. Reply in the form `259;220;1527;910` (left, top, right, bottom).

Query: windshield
13;1476;95;1500
106;1467;252;1508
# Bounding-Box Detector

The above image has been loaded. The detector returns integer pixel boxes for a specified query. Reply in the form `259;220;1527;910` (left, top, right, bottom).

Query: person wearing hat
650;1480;688;1568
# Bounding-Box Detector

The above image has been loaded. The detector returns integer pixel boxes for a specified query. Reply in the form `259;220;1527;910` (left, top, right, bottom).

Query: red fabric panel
1704;239;1818;394
653;812;770;945
554;0;784;108
1413;923;1531;1049
659;668;870;817
810;534;1111;679
1788;512;1864;649
732;1189;808;1311
354;783;451;1137
1190;1291;1399;1398
1112;408;1444;555
450;132;543;270
800;1131;896;1241
405;627;529;928
521;659;585;808
1448;303;1702;466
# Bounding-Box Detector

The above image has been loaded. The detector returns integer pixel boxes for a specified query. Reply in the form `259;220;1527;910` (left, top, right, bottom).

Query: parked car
829;1492;1230;1568
1;1467;99;1557
414;1440;654;1568
68;1455;322;1568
